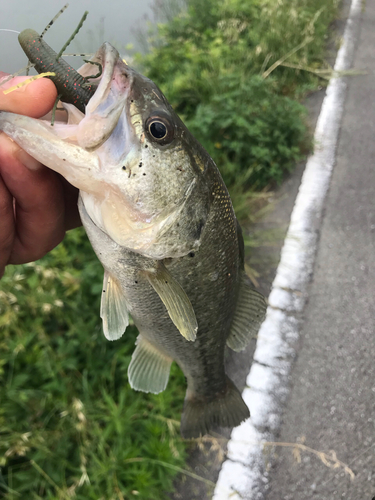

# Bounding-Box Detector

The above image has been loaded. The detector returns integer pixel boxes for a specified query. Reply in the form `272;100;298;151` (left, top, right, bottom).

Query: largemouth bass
0;30;266;438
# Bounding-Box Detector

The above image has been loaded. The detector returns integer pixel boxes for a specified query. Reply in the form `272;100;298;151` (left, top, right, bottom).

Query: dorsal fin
145;262;198;342
227;272;267;352
100;270;129;341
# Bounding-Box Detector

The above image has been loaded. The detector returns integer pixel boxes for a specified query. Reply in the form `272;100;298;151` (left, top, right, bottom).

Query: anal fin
145;262;198;341
128;335;172;394
227;271;267;352
100;270;129;341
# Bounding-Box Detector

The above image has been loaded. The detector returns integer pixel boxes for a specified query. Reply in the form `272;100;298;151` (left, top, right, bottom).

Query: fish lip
72;44;133;153
84;43;132;114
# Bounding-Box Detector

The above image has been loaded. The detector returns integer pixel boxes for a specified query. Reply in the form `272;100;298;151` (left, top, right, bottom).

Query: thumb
0;73;57;118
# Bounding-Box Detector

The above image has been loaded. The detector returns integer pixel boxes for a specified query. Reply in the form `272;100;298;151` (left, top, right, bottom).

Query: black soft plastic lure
18;28;96;113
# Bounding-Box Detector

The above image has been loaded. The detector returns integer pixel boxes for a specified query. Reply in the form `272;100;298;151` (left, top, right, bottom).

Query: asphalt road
264;2;375;499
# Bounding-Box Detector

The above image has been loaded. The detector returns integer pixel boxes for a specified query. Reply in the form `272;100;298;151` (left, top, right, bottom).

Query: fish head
67;43;211;259
0;42;211;259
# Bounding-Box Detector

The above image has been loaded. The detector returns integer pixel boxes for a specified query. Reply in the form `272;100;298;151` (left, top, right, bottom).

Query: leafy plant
187;74;307;190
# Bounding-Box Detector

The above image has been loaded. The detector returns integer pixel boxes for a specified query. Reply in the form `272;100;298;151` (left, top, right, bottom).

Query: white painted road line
212;0;363;498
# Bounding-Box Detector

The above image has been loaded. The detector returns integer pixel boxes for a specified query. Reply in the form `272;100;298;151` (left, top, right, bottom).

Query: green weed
0;229;187;499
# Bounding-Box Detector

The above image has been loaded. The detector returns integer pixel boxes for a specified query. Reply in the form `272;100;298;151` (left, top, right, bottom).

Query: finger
0;133;66;264
0;173;15;277
0;74;57;117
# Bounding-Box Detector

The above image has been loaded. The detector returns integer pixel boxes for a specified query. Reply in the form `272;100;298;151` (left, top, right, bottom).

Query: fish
0;30;267;438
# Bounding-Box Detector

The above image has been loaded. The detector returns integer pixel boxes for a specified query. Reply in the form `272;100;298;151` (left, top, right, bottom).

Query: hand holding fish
0;73;81;278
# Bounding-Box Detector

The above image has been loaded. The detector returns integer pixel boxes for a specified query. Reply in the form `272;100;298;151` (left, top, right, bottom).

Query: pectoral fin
128;335;172;394
100;271;129;341
227;272;267;352
145;263;198;341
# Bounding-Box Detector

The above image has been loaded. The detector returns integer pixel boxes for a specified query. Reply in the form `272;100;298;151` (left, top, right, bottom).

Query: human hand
0;73;81;278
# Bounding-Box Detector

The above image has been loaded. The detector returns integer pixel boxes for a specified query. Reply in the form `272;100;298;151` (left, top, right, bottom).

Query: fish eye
146;115;174;145
150;121;167;139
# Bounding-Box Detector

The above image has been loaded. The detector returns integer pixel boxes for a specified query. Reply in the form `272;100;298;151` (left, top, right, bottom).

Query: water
0;0;154;74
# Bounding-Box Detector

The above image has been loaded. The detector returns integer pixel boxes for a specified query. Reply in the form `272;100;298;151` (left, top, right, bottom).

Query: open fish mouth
69;43;133;152
0;42;135;193
52;42;134;156
17;29;133;151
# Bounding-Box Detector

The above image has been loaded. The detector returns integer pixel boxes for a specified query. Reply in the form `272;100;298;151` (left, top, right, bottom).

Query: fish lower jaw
79;192;177;259
81;190;200;259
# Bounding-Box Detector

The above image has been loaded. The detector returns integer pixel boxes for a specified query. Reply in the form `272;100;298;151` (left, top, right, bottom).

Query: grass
263;438;355;480
0;230;187;499
0;0;341;497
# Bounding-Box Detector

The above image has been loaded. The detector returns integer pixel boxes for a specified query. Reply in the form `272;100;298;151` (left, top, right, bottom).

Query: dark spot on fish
103;290;105;293
135;280;138;284
153;154;155;158
188;252;195;258
165;281;168;284
192;219;205;240
131;99;134;103
145;144;148;148
122;166;126;170
139;162;142;167
177;166;184;172
143;173;146;176
62;158;66;161
176;222;180;227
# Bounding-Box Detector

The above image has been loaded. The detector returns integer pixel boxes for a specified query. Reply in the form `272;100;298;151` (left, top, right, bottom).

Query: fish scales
83;166;238;393
0;32;267;438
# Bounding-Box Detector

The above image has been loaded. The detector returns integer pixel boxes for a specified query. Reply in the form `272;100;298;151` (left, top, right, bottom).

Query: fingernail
15;149;42;171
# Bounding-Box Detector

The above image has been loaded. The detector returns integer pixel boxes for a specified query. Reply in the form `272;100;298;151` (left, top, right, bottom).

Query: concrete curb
212;1;362;498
